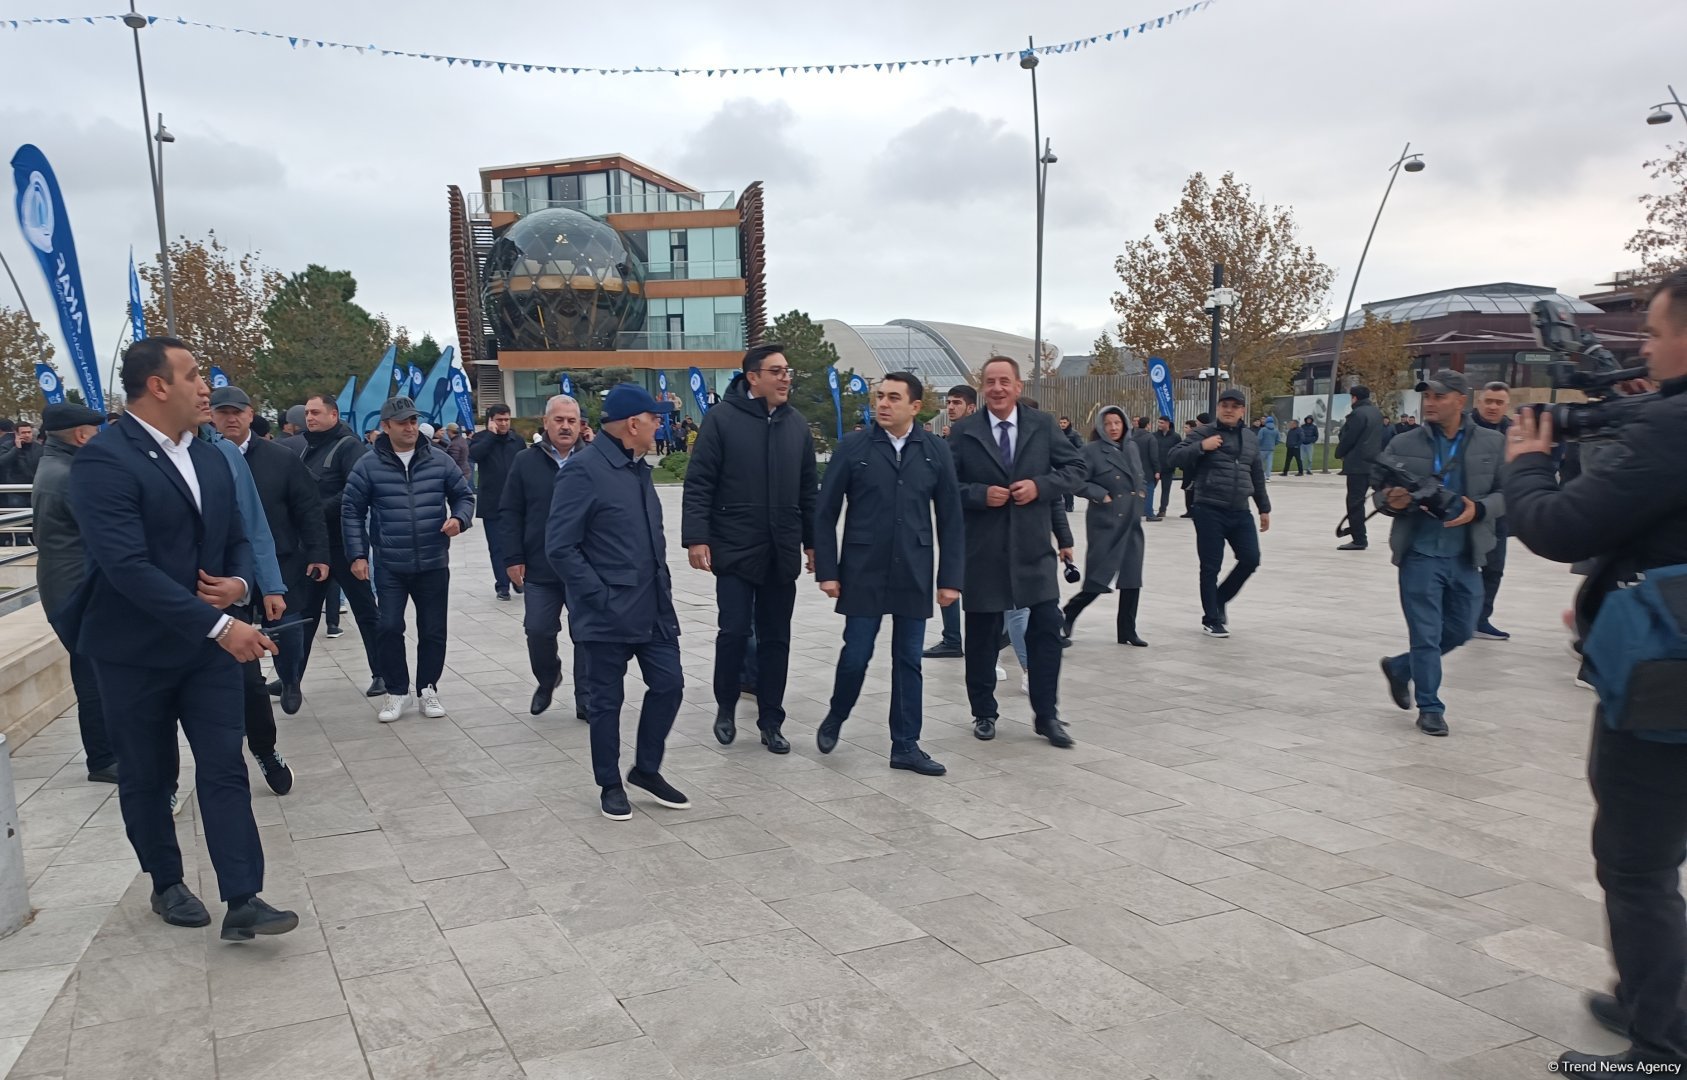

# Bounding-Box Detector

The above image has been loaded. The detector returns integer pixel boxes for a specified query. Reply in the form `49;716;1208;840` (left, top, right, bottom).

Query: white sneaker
1574;677;1595;691
378;694;408;723
169;791;187;817
994;665;1007;681
419;686;446;718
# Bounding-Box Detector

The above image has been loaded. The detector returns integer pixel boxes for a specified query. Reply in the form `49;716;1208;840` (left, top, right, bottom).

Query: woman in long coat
1061;406;1149;645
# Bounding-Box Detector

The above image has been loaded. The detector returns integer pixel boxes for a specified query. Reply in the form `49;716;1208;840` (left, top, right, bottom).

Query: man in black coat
1131;416;1164;521
1167;389;1272;638
500;394;590;718
925;384;978;659
682;344;819;754
1151;416;1179;520
813;372;963;775
1335;384;1386;551
1471;381;1515;641
469;404;523;601
949;357;1086;748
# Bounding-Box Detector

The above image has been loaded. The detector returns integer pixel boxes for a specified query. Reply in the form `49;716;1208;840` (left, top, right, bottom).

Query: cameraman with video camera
1374;370;1506;737
1504;269;1687;1073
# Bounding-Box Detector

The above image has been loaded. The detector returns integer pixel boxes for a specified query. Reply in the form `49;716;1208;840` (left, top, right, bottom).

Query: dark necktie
997;420;1013;470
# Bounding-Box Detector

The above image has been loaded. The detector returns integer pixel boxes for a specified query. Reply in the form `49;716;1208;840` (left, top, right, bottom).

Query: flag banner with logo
210;365;228;389
11;144;103;413
1148;356;1175;420
687;368;709;414
128;247;145;343
353;344;397;433
34;362;64;404
449;358;476;432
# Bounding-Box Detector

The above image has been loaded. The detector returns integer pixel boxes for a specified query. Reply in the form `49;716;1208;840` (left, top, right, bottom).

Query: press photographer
1372;369;1506;737
1503;268;1687;1073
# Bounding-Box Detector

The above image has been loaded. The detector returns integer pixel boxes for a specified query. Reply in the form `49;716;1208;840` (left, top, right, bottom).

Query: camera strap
1431;428;1467;482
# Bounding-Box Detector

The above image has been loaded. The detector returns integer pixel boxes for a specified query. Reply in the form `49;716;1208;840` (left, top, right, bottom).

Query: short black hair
307;393;339;413
121;335;190;399
880;371;923;402
486;404;511;421
980;356;1021;380
1482;381;1511;394
0;419;13;433
1184;419;1198;430
1135;416;1150;429
1196;413;1211;424
945;384;977;406
1651;267;1687;329
742;343;787;373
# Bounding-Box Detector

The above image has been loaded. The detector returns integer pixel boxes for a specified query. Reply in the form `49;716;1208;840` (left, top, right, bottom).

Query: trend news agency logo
21;172;54;254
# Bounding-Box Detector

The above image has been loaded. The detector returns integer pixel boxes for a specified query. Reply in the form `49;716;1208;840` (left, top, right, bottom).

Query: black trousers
965;602;1062;722
578;637;684;788
374;565;450;695
95;649;264;901
523;579;589;715
285;537;381;683
1192;505;1260;625
239;603;279;757
1590;721;1687;1059
1283;446;1306;475
67;651;116;773
1344;472;1371;546
1481;530;1508;624
714;574;796;729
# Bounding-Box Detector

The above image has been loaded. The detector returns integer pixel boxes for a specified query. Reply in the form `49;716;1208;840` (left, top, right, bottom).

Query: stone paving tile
5;482;1636;1077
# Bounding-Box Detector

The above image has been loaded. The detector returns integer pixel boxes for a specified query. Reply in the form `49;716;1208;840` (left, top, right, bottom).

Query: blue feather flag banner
11;143;104;413
34;362;64;404
448;355;476;433
128;247;145;342
0;6;1214;79
352;345;397;434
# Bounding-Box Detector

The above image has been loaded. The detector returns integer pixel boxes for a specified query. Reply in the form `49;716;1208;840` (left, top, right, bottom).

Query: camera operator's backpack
1581;563;1687;741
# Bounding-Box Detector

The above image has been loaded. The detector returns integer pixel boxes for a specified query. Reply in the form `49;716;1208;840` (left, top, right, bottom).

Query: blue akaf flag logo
657;371;668;395
11;144;104;413
687;367;709;414
846;372;870;425
1147;356;1175;420
449;359;476;432
826;365;843;440
128;248;146;343
209;365;229;389
560;373;574;397
35;363;64;404
408;363;424;397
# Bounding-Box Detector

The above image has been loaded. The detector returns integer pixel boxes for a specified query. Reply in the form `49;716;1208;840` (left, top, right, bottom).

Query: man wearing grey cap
1374;369;1505;737
278;404;307;453
1167;387;1271;638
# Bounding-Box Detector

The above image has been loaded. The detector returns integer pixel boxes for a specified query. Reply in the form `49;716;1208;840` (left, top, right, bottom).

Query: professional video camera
1335;458;1462;538
1528;299;1654;440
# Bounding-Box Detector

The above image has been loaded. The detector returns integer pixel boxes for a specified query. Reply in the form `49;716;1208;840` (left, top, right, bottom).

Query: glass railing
615;330;745;351
468;190;738;217
644;259;742;281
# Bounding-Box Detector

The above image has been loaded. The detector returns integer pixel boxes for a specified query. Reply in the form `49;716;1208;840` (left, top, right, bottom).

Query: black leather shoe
576;708;590;722
1416;712;1449;737
761;729;791;754
530;677;556;716
365;677;386;698
1558;1048;1687;1071
714;708;737;745
511;583;523;595
1587;992;1629;1038
151;883;211;928
1379;658;1411;711
890;745;946;776
601;785;633;820
626;769;690;809
973;716;997;741
279;682;303;716
266;678;283;698
87;764;119;784
816;715;844;754
221;896;299;941
922;643;963;659
496;589;511;602
1336;542;1368;551
1118;635;1149;647
1035;716;1075;748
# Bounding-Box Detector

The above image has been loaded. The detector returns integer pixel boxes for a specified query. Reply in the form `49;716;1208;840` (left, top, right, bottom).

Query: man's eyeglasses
754;366;793;380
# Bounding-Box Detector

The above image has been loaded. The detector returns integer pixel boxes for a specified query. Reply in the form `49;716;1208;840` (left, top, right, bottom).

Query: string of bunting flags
0;4;1213;78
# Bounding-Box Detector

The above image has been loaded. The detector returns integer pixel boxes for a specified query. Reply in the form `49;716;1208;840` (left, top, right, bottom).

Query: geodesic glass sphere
482;208;646;351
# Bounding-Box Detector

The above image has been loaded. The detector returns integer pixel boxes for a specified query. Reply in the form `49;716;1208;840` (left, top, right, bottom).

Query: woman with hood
1061;406;1149;646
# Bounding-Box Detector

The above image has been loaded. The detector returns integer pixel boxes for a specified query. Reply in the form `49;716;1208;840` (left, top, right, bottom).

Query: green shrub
660;451;690;480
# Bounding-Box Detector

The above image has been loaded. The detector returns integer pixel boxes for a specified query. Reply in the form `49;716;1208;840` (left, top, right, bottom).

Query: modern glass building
819;319;1059;391
448;154;766;417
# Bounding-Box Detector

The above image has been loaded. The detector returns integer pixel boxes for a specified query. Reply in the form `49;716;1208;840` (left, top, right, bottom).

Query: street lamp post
1317;142;1425;472
1646;85;1687;126
1203;266;1236;416
1021;40;1055;403
124;5;176;336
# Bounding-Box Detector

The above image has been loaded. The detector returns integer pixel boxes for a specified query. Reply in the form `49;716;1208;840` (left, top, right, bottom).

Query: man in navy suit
66;337;298;942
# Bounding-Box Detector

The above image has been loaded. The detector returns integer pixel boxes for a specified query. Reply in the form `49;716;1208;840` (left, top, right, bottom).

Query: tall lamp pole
0;249;52;365
1203;265;1235;416
1646;84;1687;125
1317;142;1424;472
123;5;176;336
1020;40;1054;403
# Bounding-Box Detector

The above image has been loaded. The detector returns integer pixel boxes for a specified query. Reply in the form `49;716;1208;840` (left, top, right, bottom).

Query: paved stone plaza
1;475;1627;1079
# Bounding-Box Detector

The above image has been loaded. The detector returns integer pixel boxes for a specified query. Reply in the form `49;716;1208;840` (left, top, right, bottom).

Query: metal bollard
0;733;30;938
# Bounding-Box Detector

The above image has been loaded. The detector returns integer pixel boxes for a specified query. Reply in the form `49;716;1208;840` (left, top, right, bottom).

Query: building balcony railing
467;190;738;218
614;330;745;352
645;259;742;281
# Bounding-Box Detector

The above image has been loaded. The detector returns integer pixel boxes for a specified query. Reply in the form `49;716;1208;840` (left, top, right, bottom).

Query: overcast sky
2;0;1684;368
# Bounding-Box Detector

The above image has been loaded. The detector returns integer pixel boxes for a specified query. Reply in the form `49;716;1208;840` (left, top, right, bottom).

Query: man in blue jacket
342;396;476;724
813;372;963;775
546;385;689;821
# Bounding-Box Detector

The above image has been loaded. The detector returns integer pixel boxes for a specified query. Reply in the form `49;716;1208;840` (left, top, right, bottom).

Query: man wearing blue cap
546;384;690;820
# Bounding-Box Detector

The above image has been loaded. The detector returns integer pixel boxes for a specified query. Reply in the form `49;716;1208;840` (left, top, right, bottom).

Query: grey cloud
2;109;286;194
870;108;1030;203
672;99;816;188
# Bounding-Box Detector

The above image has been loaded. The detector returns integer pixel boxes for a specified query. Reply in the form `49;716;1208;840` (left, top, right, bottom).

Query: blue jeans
827;615;926;747
1384;554;1481;714
1144;477;1162;517
1005;608;1030;670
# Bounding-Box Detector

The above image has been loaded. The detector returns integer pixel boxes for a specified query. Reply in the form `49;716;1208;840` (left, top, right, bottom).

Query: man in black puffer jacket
682;344;819;753
1167;389;1271;637
343;397;476;725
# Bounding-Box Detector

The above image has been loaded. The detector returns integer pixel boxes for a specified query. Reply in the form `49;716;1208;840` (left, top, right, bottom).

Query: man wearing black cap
32;402;118;783
546;384;690;821
1167;389;1271;638
1374;370;1505;737
342;396;475;724
1335;384;1386;551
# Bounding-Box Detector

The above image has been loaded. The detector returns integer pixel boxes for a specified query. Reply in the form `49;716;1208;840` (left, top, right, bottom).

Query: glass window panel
683;297;712;332
714;295;743;314
580;172;608;215
690;228;715;264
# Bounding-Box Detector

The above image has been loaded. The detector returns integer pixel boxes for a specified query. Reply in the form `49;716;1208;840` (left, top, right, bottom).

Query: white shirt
128;412;248;640
236;434;252;456
396;448;416;469
884;427;912;459
986;406;1018;462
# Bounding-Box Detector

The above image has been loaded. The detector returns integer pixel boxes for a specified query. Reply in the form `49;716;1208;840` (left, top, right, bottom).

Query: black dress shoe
1336;542;1368;551
889;745;946;776
1034;716;1075;748
1416;711;1449;736
816;715;844;754
973;716;997;741
761;729;791;754
576;708;590;722
365;677;387;698
922;643;963;659
1587;992;1629;1037
530;677;557;716
87;764;119;784
221;896;299;941
714;708;737;745
1118;635;1149;647
626;769;690;809
279;682;303;716
266;678;283;698
1379;658;1411;710
151;883;211;928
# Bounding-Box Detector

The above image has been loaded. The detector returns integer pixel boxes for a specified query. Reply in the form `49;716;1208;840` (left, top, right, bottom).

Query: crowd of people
13;268;1687;1072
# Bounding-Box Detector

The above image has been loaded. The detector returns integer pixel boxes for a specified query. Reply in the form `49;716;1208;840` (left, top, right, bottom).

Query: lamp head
121;12;147;28
1040;148;1058;165
1019;49;1039;71
1648;108;1674;126
155;124;175;144
1403;155;1426;173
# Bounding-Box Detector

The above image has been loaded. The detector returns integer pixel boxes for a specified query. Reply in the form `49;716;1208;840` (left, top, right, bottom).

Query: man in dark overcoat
948;356;1086;747
812;372;963;775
